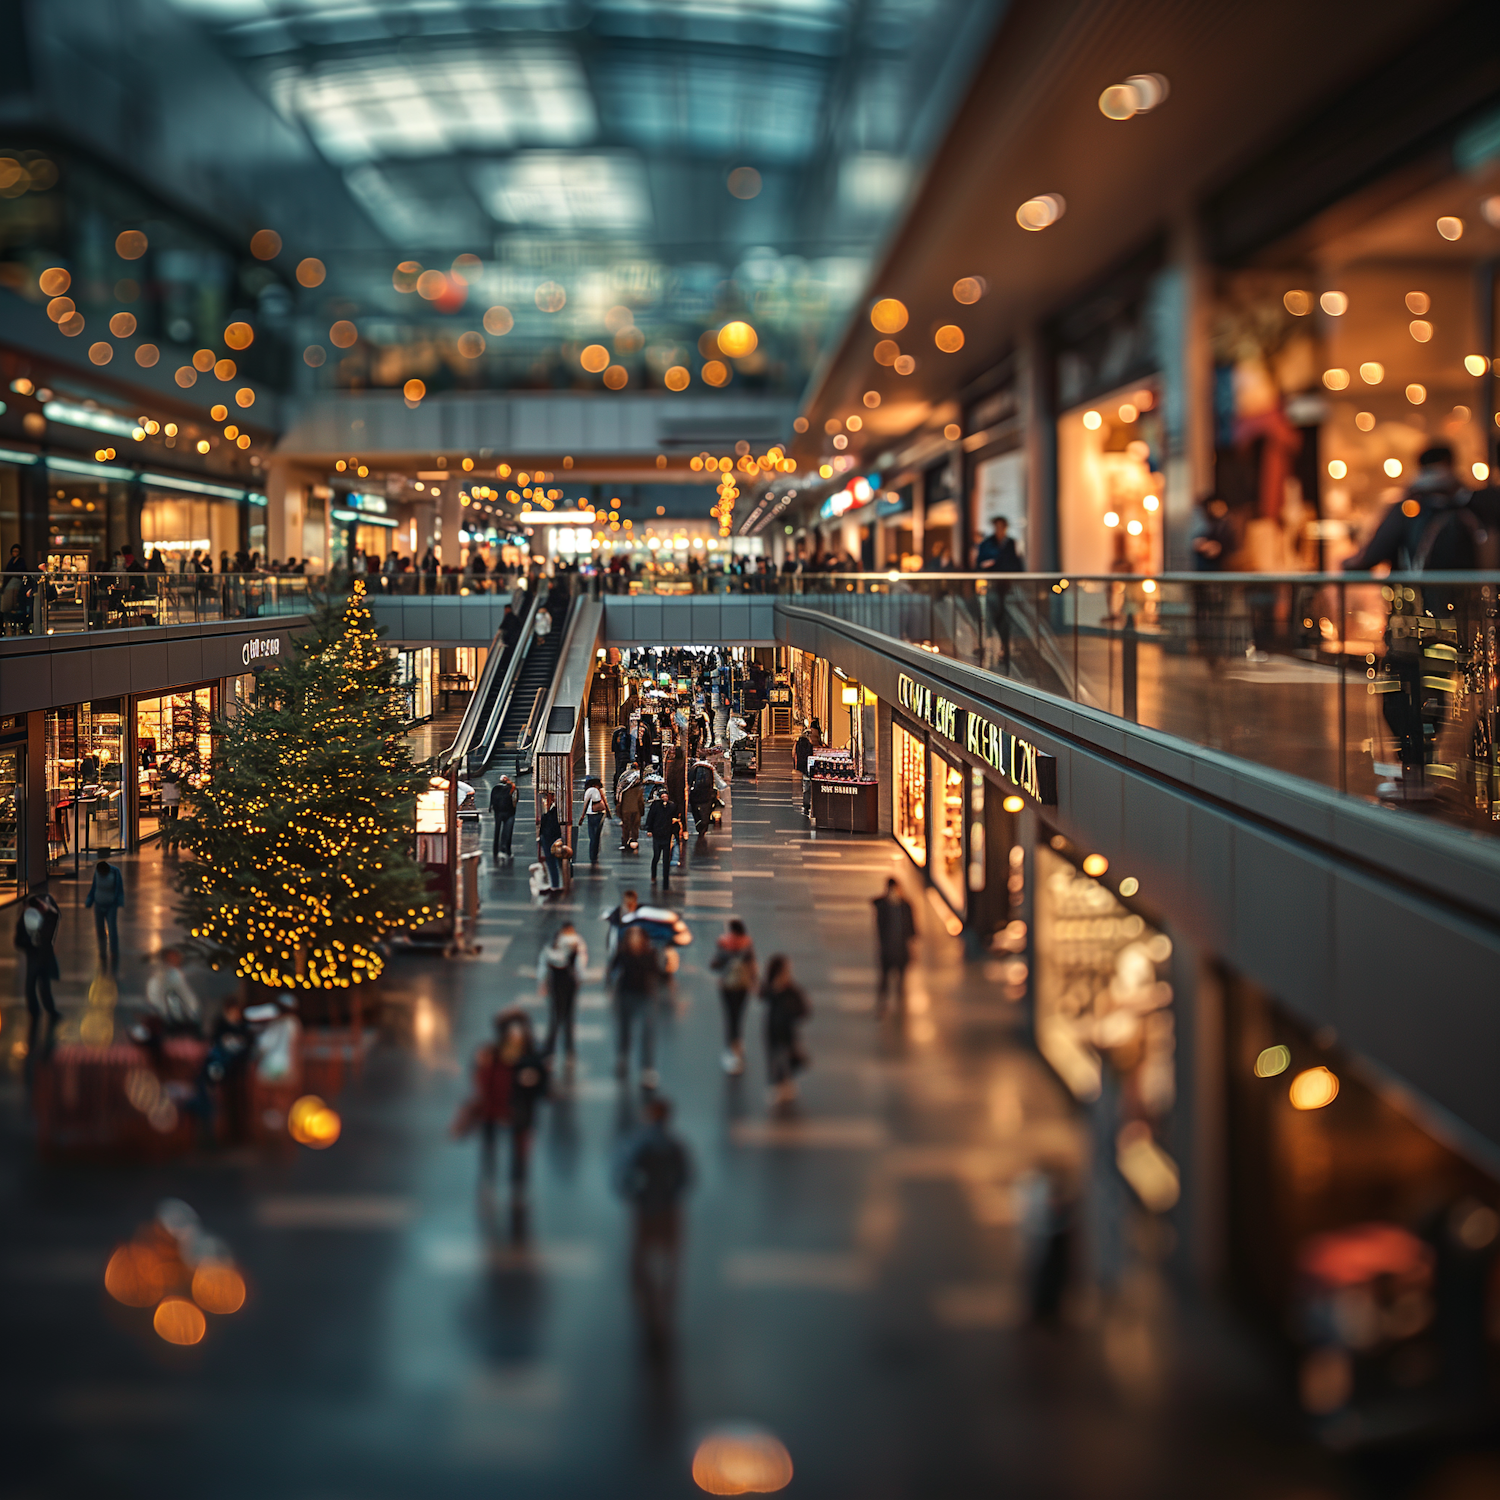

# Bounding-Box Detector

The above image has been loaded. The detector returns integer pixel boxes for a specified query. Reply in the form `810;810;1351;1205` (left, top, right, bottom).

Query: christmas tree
176;581;437;991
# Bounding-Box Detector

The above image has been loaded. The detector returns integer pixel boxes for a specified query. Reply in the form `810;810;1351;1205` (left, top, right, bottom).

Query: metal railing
779;570;1500;839
0;570;315;635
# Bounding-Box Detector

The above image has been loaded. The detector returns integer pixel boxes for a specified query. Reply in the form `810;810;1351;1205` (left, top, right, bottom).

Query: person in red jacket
472;1009;548;1191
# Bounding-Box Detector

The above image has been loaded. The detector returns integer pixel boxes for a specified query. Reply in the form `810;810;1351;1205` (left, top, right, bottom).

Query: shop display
893;720;926;865
0;747;19;903
135;687;215;844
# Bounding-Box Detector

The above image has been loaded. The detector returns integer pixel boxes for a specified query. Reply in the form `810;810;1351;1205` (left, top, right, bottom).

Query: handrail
516;686;548;772
442;591;537;769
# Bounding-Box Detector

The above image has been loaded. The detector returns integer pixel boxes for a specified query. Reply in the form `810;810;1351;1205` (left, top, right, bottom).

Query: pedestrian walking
537;792;564;892
604;888;640;962
873;878;917;1013
159;763;182;852
611;922;663;1089
84;856;125;973
644;786;680;890
794;724;814;815
15;892;61;1026
760;954;811;1107
615;1095;693;1357
490;775;518;862
616;766;644;850
465;1010;549;1192
709;918;757;1075
578;776;611;866
537;921;588;1070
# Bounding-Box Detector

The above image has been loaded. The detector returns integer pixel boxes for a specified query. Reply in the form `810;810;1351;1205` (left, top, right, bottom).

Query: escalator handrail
441;590;538;768
516;588;584;774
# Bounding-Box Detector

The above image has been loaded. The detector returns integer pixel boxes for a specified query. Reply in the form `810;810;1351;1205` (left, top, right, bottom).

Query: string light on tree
175;582;437;991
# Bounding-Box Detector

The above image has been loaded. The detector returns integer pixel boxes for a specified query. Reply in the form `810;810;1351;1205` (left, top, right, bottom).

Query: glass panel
0;748;19;904
930;751;965;912
892;719;925;866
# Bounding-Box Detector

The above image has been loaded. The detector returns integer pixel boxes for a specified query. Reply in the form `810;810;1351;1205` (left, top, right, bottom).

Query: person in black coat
490;775;517;862
760;954;810;1106
537;792;565;892
872;878;917;1013
499;605;521;650
15;893;61;1024
643;787;680;890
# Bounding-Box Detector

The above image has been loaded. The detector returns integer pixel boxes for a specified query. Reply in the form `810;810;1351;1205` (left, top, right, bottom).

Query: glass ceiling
154;0;1006;399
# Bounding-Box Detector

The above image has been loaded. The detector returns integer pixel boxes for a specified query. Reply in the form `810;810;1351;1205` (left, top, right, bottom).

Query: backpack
690;763;713;797
722;952;753;991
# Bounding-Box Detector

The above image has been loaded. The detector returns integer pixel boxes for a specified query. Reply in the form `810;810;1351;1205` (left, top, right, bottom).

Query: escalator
441;594;536;770
467;592;575;776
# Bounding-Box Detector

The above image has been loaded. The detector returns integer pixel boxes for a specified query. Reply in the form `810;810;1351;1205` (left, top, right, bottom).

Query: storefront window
0;747;20;904
1034;843;1177;1194
1057;382;1164;575
45;708;78;872
46;476;131;570
135;687;215;843
142;489;240;570
892;720;926;866
930;751;965;912
77;701;125;854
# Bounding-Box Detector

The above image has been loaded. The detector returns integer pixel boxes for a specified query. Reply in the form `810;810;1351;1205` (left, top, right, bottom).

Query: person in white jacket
536;921;588;1068
144;949;202;1034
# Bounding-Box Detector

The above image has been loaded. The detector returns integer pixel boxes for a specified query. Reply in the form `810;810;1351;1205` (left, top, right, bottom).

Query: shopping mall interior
5;0;1500;1494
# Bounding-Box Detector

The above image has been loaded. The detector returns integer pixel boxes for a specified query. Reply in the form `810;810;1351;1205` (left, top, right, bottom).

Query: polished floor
0;731;1483;1498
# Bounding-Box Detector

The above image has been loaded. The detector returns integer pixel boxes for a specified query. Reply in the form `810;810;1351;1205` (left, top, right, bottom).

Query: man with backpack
687;758;722;835
536;920;588;1070
1344;444;1481;800
794;723;814;816
611;722;633;786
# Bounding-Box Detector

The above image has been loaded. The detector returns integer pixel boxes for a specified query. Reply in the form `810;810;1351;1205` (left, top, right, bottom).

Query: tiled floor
0;721;1380;1498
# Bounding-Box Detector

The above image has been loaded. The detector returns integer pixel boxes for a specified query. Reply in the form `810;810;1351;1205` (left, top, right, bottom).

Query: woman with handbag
577;776;611;866
759;954;810;1107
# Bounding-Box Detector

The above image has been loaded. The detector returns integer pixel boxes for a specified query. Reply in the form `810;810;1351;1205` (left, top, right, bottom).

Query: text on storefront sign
242;636;283;666
897;671;1056;804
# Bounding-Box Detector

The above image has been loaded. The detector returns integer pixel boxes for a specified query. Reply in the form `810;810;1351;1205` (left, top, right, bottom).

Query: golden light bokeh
952;276;984;304
46;296;74;323
1289;1066;1339;1110
483;305;514;336
873;339;900;366
451;252;483;282
39;266;70;296
109;311;136;338
210;404;228;421
115;230;148;260
60;312;84;336
214;358;236;381
154;1297;207;1346
393;260;421;293
870;298;908;334
934;324;964;353
1283;289;1312;316
135;344;159;368
403;378;426;402
717;321;758;358
580;343;610;373
175;367;197;388
702;360;730;387
236;388;256;408
534;280;566;312
664;365;690;391
727;166;762;200
192;348;216;372
249;229;282;260
192;1263;247;1315
297;257;326;287
893;354;915;376
88;342;112;365
457;331;485;358
224;321;254;350
330;320;358;348
105;1243;173;1307
603;365;628;389
691;1428;793;1494
417;269;449;301
1016;193;1065;230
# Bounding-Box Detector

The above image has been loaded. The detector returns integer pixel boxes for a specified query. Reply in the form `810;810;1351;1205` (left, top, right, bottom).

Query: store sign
769;686;791;705
896;671;1056;805
241;635;283;667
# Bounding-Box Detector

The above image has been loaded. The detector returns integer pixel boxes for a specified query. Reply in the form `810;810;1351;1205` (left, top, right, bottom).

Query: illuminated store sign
896;671;1056;804
241;635;283;667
